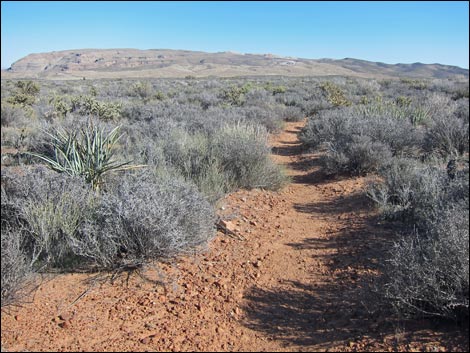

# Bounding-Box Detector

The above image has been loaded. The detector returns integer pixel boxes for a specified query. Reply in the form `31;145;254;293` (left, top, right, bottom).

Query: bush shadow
293;191;373;215
241;206;395;347
242;192;468;348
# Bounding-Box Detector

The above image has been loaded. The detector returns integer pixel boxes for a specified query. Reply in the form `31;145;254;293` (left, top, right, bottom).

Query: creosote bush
6;80;40;107
320;81;351;107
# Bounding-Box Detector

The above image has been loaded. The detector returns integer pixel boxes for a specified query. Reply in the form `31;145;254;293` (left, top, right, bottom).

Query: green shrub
162;130;226;203
320;81;351;107
6;80;40;107
129;81;153;100
162;123;287;202
220;83;256;106
395;95;412;107
400;78;428;90
71;94;122;120
48;95;72;118
263;82;286;95
89;86;98;97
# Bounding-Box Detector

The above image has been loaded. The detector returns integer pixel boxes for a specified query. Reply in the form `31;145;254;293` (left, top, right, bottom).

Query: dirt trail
1;122;467;352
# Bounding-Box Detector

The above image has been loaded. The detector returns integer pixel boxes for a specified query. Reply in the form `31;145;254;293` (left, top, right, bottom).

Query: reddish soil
1;121;468;352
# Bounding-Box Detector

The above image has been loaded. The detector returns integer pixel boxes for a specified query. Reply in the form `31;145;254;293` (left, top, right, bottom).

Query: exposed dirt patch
1;121;468;352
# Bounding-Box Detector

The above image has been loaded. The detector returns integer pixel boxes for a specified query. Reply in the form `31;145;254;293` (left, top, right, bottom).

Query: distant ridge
2;48;468;80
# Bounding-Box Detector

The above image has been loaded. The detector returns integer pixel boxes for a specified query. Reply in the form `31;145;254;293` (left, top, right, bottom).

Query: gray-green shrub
1;166;94;269
213;122;287;190
1;227;33;307
300;104;422;175
367;158;449;226
424;109;469;158
368;158;469;319
384;202;469;319
77;170;216;268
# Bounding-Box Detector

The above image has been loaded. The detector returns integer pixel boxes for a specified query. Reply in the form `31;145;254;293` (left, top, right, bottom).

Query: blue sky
1;1;469;69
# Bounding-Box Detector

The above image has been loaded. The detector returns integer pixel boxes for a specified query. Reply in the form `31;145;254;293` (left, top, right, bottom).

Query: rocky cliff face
3;48;468;80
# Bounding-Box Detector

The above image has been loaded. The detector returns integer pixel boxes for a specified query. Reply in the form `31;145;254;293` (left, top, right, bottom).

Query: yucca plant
29;120;145;191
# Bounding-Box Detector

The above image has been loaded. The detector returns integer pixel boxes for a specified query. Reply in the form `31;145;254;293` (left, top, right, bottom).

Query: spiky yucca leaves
29;120;145;190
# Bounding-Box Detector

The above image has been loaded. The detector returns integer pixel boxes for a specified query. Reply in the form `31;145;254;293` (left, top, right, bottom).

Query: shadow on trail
271;127;304;158
271;141;303;157
241;209;395;348
294;191;373;215
271;127;350;185
241;278;386;348
251;122;470;349
242;189;469;349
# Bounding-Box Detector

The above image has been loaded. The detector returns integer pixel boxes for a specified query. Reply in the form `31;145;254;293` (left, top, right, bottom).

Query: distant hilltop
2;48;468;80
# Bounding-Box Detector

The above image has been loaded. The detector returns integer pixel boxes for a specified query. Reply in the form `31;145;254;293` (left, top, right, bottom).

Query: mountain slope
2;48;468;80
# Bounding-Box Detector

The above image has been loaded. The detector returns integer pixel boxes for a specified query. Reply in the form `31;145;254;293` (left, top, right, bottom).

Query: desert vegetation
1;77;295;306
299;77;469;320
1;75;468;326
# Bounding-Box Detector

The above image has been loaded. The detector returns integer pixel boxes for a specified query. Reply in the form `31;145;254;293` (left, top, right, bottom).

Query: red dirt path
1;121;468;352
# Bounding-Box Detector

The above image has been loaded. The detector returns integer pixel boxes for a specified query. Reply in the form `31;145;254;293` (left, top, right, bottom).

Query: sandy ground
1;121;468;352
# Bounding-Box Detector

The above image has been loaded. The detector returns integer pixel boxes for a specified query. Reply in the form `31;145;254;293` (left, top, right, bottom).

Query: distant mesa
2;48;468;80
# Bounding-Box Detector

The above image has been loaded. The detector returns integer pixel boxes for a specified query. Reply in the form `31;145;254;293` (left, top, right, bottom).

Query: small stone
144;323;156;330
140;337;151;344
250;220;257;226
59;313;73;321
58;321;70;329
254;260;262;268
219;220;236;232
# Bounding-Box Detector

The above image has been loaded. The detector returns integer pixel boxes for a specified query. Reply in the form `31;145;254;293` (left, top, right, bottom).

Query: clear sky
1;1;469;69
